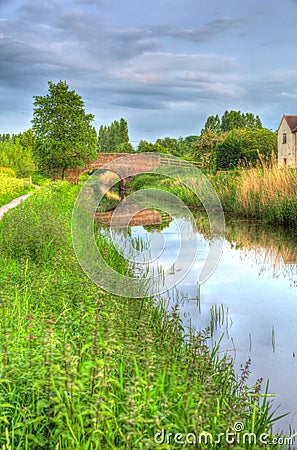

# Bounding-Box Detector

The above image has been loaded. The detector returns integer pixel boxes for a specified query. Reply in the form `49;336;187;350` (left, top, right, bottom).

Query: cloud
279;91;297;100
149;16;250;42
0;1;247;106
0;0;297;138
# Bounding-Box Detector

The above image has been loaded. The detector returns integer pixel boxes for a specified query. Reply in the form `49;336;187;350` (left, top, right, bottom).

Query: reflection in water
96;208;164;227
192;210;297;282
99;211;297;437
225;219;297;281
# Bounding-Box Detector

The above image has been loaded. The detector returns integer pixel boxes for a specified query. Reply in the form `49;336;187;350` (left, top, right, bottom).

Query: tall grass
0;182;288;449
210;158;297;226
129;159;297;227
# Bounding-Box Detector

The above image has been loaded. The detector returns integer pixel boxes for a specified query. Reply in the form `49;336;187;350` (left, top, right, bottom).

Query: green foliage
0;132;35;177
98;118;134;153
201;114;221;134
32;80;97;178
137;140;167;153
221;110;262;132
127;173;164;191
216;133;242;169
137;136;196;157
0;133;11;143
31;171;51;186
155;137;184;156
216;128;277;170
18;128;36;152
209;162;297;226
202;110;263;134
0;166;16;177
191;129;226;171
0;173;32;207
0;200;68;263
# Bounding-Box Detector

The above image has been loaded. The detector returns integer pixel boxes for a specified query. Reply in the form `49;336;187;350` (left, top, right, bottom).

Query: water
109;212;297;437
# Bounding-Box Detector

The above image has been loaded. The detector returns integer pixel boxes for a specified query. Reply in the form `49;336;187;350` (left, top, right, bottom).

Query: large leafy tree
32;81;97;178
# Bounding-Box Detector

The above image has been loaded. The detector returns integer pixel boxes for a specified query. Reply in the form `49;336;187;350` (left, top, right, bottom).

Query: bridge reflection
95;208;164;228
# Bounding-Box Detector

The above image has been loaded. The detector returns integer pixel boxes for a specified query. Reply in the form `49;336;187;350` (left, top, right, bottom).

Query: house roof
283;115;297;132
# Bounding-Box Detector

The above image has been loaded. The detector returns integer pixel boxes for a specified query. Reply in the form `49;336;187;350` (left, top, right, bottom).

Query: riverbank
127;162;297;228
0;182;286;449
209;164;297;227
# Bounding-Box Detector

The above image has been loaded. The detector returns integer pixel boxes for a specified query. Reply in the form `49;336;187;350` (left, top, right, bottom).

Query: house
278;115;297;168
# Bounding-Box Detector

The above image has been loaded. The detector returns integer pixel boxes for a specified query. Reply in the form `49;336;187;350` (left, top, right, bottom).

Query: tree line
0;80;277;178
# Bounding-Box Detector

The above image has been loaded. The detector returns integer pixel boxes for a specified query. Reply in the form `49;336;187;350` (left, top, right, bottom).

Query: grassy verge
0;182;287;449
0;171;33;207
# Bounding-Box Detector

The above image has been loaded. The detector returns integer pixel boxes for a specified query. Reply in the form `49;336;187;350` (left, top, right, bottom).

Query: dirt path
0;192;33;220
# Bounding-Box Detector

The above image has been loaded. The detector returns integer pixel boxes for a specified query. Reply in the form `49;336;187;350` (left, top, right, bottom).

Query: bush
216;128;277;170
0;166;16;177
0;173;32;207
31;171;51;186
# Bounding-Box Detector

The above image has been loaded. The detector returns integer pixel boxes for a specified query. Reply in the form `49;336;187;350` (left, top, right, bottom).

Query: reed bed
210;158;297;226
128;162;297;227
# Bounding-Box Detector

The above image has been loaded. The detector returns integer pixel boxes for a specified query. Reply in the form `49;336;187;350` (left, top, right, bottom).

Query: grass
31;171;52;187
126;174;200;207
0;182;288;449
128;158;297;228
209;159;297;227
0;172;33;207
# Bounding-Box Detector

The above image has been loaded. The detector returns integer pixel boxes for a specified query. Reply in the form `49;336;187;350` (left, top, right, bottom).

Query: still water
99;210;297;436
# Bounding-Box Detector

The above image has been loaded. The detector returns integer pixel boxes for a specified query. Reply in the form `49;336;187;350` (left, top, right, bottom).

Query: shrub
0;173;32;207
216;128;277;170
0;166;16;177
31;170;51;186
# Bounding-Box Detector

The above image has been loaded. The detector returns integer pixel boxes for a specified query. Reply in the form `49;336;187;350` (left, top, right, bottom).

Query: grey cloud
0;0;294;139
149;16;250;42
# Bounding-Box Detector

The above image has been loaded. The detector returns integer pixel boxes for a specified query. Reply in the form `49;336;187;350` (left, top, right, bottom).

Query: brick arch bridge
64;152;198;199
64;152;197;183
64;153;161;183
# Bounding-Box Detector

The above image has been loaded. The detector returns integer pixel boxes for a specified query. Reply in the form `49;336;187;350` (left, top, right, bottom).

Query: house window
283;133;287;144
283;157;287;166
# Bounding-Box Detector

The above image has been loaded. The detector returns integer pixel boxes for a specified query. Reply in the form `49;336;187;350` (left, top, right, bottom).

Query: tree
32;80;97;178
201;114;221;134
18;129;36;153
137;140;166;153
201;111;263;134
192;130;226;171
216;128;277;170
97;118;133;153
221;110;263;132
0;137;35;177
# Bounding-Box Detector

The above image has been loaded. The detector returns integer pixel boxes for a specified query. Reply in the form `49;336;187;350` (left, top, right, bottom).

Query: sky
1;0;297;144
